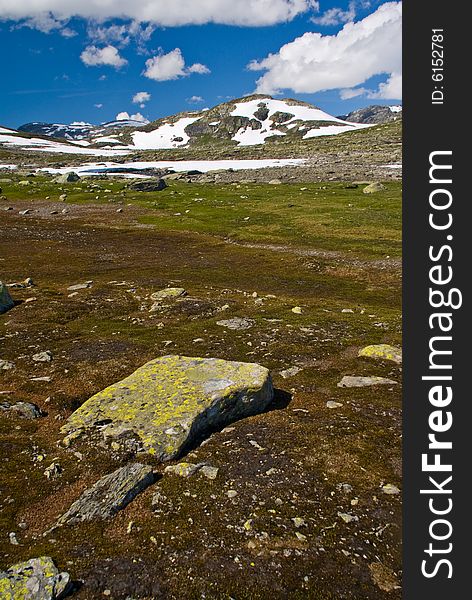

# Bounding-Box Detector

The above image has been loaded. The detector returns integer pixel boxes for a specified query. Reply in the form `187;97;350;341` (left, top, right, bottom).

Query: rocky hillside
339;104;402;125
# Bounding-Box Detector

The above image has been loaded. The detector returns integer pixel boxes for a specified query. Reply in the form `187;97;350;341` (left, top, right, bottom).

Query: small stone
200;465;219;480
291;306;303;314
164;462;204;478
292;517;306;528
295;532;307;542
0;359;15;371
59;194;67;202
337;375;397;388
0;281;15;314
44;462;62;479
326;401;343;409
227;490;237;499
150;287;187;301
338;512;359;523
19;209;31;215
358;344;402;364
268;179;282;185
382;483;401;495
363;182;385;194
369;562;401;592
279;366;302;379
0;401;43;419
67;282;92;291
33;350;53;362
9;532;19;545
216;317;255;330
341;309;354;313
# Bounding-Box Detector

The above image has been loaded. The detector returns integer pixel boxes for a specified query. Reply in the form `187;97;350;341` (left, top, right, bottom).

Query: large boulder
0;281;14;314
358;344;402;364
61;355;274;460
128;179;167;192
0;556;71;599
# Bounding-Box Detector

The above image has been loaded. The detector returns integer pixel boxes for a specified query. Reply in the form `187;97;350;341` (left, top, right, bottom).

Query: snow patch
131;117;200;150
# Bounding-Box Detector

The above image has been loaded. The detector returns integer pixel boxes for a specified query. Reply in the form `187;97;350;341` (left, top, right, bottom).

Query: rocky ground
0;174;402;599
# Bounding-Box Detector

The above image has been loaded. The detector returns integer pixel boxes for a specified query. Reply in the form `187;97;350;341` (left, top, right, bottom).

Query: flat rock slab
0;556;71;599
358;344;402;364
55;463;155;527
61;355;273;460
0;281;14;314
338;376;397;388
150;287;187;301
216;317;255;330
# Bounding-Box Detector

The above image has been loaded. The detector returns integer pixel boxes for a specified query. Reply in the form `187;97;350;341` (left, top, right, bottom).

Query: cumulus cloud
87;20;155;49
0;1;320;27
311;1;356;26
249;1;402;98
143;48;210;81
339;86;368;100
80;45;128;68
368;72;402;99
187;95;205;103
115;111;148;122
94;103;103;108
132;91;151;107
9;12;77;36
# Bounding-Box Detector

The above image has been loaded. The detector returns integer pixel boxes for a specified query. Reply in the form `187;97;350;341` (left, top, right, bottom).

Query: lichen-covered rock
61;355;273;460
337;376;397;388
216;317;254;330
0;281;14;314
54;463;155;527
150;287;187;301
164;462;205;478
0;556;71;599
363;182;385;194
358;344;402;364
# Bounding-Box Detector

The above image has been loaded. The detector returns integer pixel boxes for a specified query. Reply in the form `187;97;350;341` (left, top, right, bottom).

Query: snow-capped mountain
339;105;402;125
126;95;370;150
17;118;149;141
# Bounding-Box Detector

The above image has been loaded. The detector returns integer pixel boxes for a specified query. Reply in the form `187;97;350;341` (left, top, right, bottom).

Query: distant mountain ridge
338;104;402;124
18;118;149;141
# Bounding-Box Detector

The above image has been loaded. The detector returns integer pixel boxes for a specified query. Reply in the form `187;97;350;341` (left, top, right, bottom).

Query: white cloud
86;20;155;49
368;72;402;99
0;1;320;27
80;45;128;68
187;95;205;103
132;91;151;107
115;111;148;122
339;86;368;100
143;48;210;81
187;63;211;75
312;1;356;26
94;103;103;108
249;1;402;98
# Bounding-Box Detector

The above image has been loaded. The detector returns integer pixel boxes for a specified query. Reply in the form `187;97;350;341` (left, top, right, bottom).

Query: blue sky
0;1;402;128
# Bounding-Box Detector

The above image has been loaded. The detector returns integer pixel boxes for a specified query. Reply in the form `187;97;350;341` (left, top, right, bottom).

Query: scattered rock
381;483;401;495
268;179;282;185
33;350;53;363
337;375;397;388
54;172;80;183
19;209;32;215
164;462;204;478
67;282;92;291
150;287;187;301
129;179;167;192
0;401;43;419
200;465;219;480
0;281;15;313
226;490;238;499
363;182;386;194
44;462;63;480
337;512;359;523
61;355;273;460
216;317;255;330
0;556;71;599
0;359;15;371
369;562;401;592
54;463;155;527
279;366;302;379
59;194;67;202
326;401;343;409
291;306;303;314
358;344;402;364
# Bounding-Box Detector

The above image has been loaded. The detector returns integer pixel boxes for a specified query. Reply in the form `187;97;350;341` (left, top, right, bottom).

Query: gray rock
200;465;219;480
0;556;71;599
129;179;167;192
337;375;397;388
61;355;273;461
164;462;205;478
0;401;44;419
150;287;187;301
0;359;15;371
0;281;15;313
358;344;402;364
216;317;255;330
66;282;91;291
32;351;53;363
19;209;32;215
54;463;155;527
279;366;302;379
54;172;80;183
363;182;385;194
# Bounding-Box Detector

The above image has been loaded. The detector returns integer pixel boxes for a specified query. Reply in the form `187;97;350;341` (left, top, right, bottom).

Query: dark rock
0;401;44;419
129;179;167;192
